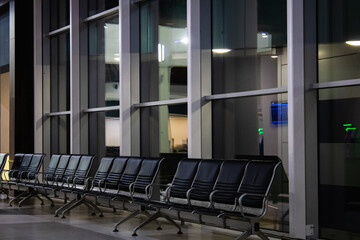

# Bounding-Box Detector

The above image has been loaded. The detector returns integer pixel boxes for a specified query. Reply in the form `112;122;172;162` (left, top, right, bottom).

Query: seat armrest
185;188;195;205
209;190;238;210
238;193;267;218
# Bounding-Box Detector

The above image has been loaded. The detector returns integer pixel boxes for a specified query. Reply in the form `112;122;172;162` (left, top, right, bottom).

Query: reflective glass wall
43;0;70;154
318;1;360;239
140;0;188;157
211;0;289;232
84;0;120;160
0;4;9;69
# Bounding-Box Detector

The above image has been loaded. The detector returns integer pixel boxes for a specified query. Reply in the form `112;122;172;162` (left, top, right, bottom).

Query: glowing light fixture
114;57;120;62
261;32;268;38
346;41;360;46
271;55;278;59
158;44;165;62
180;37;188;44
343;123;352;127
212;48;231;54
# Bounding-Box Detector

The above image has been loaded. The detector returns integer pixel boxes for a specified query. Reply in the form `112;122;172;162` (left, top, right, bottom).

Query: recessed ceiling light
212;48;231;54
346;40;360;46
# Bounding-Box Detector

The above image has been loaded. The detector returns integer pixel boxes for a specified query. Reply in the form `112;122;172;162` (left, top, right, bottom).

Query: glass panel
318;86;360;240
51;115;70;154
141;104;188;157
318;0;360;82
140;0;187;102
88;110;120;160
50;0;70;31
88;15;119;108
212;0;287;94
212;94;289;232
50;32;70;112
0;5;9;68
87;0;118;17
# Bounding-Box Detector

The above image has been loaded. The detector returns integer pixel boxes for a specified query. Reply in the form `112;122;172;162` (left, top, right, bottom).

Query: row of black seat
0;153;280;240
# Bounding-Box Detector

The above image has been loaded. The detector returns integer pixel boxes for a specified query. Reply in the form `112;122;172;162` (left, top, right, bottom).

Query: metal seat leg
113;210;140;232
9;191;28;206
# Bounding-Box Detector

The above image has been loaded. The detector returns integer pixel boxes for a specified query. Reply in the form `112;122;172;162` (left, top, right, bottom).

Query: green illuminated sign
258;128;264;135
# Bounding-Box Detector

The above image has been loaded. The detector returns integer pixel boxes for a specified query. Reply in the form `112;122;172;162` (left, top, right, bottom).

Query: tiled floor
0;195;283;240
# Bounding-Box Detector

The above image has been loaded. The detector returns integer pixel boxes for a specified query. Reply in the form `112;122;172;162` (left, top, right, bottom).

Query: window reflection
140;0;187;102
89;110;120;160
141;104;188;157
88;15;119;108
87;0;118;17
318;0;360;82
50;32;70;112
0;6;9;68
51;115;70;154
212;0;287;94
318;86;360;239
49;0;69;31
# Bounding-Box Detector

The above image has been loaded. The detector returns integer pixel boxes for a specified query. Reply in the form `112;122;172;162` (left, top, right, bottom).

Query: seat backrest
169;158;200;198
27;154;45;173
73;155;95;183
211;160;249;204
11;153;24;171
238;160;281;208
93;157;114;184
61;155;81;180
191;160;222;191
214;160;248;192
106;157;128;189
18;154;33;172
25;154;45;179
53;155;71;178
118;157;143;189
45;154;61;176
133;158;162;193
0;153;9;171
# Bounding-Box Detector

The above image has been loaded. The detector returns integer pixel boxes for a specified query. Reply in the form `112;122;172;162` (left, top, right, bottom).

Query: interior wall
0;72;10;153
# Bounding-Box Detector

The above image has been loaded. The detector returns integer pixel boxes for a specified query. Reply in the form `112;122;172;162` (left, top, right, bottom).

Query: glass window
49;0;70;31
88;110;120;160
141;104;188;157
88;15;119;109
0;5;9;68
140;0;187;102
87;0;118;17
212;0;287;94
212;94;289;232
51;115;70;154
318;86;360;239
318;0;360;82
50;32;70;112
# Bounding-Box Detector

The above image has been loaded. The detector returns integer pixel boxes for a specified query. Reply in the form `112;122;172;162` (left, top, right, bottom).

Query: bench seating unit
130;158;280;240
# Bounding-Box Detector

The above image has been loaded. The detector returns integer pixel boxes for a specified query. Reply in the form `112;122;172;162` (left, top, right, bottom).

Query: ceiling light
261;32;268;38
180;37;188;44
212;48;231;54
346;40;360;46
271;55;278;58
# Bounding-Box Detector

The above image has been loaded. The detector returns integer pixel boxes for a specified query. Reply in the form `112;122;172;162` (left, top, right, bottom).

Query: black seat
130;158;163;199
186;160;223;204
37;155;70;190
165;158;200;201
9;154;33;181
116;157;143;193
237;160;281;210
69;155;95;187
103;157;128;191
209;160;249;207
90;157;114;190
54;155;81;187
217;159;281;240
22;154;45;181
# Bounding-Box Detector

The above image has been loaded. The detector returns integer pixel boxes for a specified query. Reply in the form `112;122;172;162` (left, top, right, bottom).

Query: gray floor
0;194;280;240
